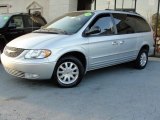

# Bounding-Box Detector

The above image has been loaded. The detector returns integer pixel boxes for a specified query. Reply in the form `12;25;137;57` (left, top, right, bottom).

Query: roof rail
105;8;139;14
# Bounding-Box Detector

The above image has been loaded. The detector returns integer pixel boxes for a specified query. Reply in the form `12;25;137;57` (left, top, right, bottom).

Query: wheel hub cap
57;62;79;84
140;52;147;67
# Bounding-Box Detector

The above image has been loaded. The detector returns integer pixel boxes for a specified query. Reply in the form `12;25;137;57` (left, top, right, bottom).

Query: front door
87;14;120;70
6;15;25;41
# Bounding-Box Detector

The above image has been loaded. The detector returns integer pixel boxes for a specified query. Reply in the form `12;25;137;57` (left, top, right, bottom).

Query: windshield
34;12;94;35
0;15;11;28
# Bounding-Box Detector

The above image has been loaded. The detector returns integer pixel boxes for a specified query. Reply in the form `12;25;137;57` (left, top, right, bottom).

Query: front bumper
1;53;56;80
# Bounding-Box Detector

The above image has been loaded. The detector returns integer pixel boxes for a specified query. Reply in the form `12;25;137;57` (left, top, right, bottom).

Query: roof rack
105;8;139;14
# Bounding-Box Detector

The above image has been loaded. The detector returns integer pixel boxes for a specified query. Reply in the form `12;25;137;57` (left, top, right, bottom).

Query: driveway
0;57;160;120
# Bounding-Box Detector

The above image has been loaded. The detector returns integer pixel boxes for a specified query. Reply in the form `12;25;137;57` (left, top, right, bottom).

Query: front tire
134;49;148;69
53;56;85;88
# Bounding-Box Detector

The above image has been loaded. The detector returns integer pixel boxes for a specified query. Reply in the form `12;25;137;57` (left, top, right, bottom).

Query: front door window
9;16;24;29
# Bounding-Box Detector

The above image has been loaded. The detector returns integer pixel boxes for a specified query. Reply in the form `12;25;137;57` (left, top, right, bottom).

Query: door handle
119;41;125;44
112;41;118;45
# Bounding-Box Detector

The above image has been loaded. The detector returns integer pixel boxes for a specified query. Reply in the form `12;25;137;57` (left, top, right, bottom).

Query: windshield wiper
33;28;57;34
34;29;59;34
34;28;68;35
49;28;68;35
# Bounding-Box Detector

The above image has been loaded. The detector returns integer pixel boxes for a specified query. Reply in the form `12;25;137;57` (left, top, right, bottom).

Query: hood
0;28;5;34
7;33;69;49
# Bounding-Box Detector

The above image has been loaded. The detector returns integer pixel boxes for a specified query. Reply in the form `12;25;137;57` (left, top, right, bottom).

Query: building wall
0;0;78;22
0;0;49;21
48;0;77;22
91;0;114;10
69;0;78;12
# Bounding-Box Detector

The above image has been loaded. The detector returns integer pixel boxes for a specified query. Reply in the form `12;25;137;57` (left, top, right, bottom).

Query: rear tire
133;49;148;69
53;56;85;88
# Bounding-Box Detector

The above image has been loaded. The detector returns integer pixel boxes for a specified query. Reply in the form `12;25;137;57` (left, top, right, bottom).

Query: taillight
153;32;156;47
153;32;156;40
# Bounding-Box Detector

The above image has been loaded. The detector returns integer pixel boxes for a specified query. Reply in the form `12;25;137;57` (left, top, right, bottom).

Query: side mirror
8;23;16;29
85;26;101;35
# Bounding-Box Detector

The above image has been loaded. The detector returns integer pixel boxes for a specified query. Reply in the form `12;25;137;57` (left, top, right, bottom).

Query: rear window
30;16;46;26
25;15;47;28
112;13;151;34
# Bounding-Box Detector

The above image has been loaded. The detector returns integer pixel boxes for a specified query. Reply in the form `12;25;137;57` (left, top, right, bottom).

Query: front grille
4;46;24;57
5;67;25;78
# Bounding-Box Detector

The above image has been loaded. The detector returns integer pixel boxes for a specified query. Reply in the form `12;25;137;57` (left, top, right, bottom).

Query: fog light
25;73;39;79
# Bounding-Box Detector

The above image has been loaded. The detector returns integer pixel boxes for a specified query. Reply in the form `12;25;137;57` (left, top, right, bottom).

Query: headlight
25;49;51;59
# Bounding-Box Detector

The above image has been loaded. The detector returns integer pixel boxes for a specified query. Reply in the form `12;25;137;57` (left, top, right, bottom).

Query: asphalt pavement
0;57;160;120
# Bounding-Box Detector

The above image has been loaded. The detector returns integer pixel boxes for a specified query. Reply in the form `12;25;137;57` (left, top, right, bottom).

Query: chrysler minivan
1;10;154;88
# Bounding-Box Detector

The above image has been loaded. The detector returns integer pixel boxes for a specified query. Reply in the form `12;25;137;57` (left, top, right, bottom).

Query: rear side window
112;13;151;34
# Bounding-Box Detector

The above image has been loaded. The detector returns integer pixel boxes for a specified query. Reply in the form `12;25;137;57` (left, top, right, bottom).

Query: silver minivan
1;10;154;87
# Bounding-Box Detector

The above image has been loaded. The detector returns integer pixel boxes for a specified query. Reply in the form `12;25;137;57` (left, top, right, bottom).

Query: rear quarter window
127;15;151;33
113;13;151;34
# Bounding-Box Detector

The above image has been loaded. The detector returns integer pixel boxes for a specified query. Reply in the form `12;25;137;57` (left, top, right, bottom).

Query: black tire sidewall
135;49;148;69
53;56;85;88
